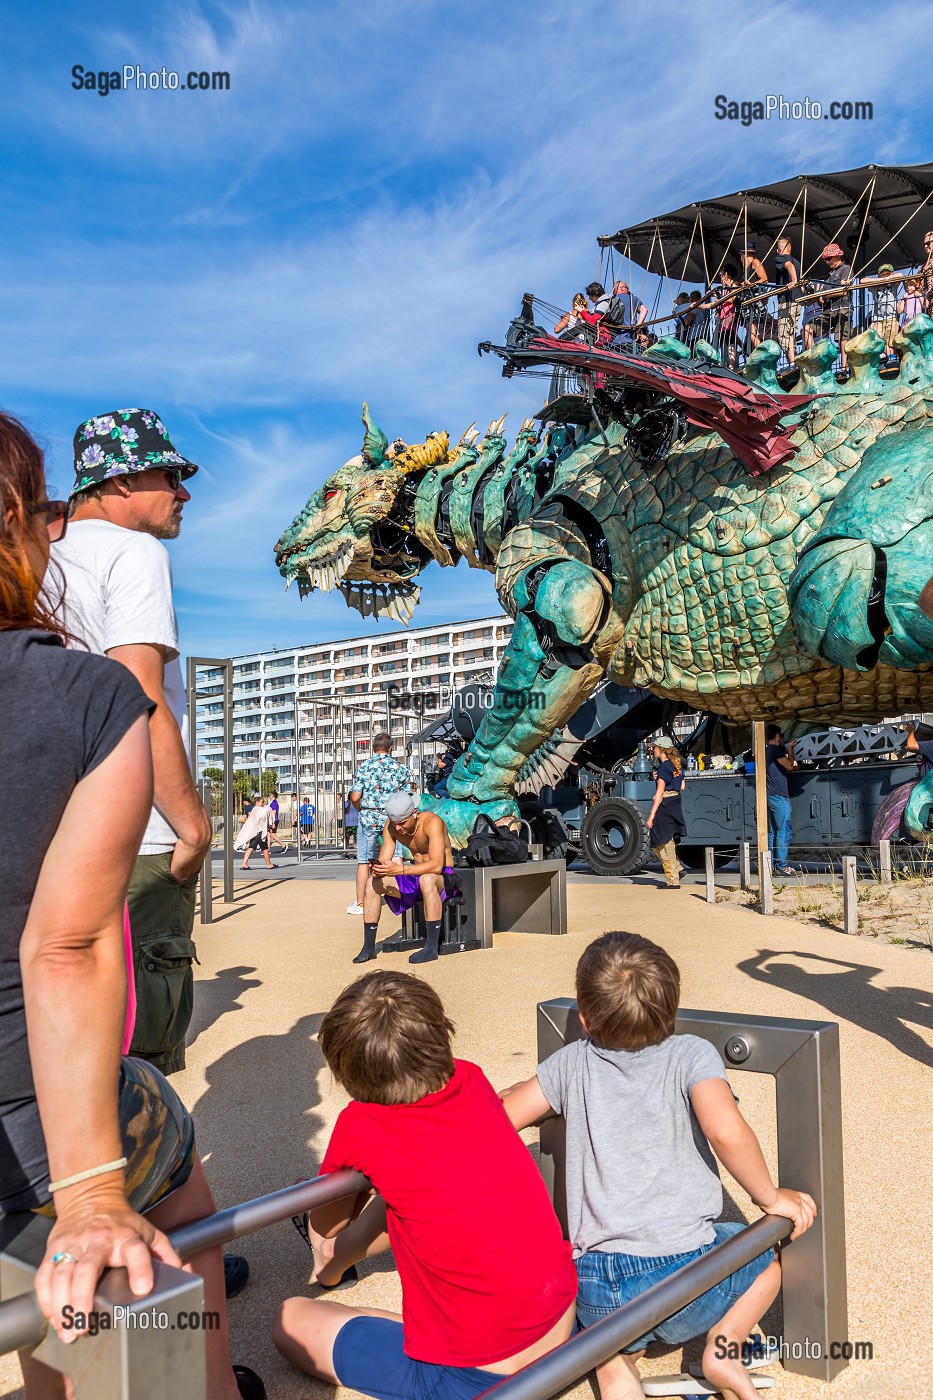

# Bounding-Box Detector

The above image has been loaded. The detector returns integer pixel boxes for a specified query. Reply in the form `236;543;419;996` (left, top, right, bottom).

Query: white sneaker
346;902;364;915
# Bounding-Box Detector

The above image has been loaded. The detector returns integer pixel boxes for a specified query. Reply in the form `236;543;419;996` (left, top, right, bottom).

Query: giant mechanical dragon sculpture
275;322;933;846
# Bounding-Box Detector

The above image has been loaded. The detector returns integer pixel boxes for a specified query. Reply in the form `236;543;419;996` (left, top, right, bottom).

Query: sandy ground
2;874;931;1400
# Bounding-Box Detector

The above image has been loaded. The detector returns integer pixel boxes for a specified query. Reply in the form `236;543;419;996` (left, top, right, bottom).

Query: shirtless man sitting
353;792;457;966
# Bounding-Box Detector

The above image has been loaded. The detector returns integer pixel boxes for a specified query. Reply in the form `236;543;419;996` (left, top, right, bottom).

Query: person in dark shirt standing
906;722;933;776
773;237;801;365
646;736;686;888
765;724;798;875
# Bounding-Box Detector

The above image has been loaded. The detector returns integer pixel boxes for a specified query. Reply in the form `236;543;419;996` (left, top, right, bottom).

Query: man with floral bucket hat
55;408;208;1059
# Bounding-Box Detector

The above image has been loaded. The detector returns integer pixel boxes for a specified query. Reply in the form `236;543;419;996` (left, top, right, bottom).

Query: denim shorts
575;1222;775;1352
333;1316;503;1400
356;825;381;863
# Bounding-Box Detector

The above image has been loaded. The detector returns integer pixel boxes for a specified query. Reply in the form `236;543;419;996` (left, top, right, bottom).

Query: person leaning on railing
0;413;263;1400
502;932;817;1400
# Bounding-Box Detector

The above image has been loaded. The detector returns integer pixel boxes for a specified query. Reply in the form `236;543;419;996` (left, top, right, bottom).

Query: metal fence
0;1005;847;1397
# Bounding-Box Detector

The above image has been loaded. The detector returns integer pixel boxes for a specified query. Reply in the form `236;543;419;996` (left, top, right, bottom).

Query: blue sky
3;0;932;658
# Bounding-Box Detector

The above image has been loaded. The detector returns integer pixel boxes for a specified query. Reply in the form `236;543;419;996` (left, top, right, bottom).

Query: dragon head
274;404;449;623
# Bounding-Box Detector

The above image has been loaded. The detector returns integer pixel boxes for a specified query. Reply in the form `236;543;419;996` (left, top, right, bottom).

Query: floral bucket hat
71;408;199;498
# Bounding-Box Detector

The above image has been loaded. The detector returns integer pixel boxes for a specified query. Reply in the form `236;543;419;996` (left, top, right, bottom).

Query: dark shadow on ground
186;964;262;1051
737;948;933;1069
192;1011;395;1392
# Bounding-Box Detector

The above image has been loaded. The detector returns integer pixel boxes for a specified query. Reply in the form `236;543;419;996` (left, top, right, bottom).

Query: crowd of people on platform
556;230;933;374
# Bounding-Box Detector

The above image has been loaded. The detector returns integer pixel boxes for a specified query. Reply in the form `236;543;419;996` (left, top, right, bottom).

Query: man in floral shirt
346;732;417;915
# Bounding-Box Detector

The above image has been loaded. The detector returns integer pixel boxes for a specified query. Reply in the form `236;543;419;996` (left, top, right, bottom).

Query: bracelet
48;1157;128;1194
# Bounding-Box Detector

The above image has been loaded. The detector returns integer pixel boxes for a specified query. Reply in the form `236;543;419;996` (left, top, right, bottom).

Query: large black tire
581;798;651;876
678;844;734;871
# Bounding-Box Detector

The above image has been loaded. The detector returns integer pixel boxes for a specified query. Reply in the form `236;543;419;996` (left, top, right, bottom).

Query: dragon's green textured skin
275;325;933;843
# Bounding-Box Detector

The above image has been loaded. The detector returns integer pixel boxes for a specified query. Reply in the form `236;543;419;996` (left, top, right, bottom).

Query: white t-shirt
52;519;189;854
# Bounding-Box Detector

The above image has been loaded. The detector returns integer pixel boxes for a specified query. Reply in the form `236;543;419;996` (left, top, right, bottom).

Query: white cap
386;792;418;821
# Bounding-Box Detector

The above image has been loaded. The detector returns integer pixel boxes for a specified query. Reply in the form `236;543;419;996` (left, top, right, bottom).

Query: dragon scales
275;324;933;845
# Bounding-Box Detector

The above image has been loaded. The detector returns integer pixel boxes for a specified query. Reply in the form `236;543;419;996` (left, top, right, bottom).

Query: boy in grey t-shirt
502;933;816;1400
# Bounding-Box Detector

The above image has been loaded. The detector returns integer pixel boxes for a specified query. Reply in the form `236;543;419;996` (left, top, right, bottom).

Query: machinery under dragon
275;315;933;847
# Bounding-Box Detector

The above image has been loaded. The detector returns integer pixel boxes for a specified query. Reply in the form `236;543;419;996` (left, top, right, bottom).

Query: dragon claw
419;794;519;850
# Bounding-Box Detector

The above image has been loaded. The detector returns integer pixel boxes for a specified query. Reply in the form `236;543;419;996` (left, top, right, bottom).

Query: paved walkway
2;877;930;1399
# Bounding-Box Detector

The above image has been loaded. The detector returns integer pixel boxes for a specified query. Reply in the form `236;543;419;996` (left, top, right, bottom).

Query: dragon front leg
423;559;609;847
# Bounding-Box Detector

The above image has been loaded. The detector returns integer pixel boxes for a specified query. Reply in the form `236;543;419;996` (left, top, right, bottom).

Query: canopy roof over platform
597;163;933;283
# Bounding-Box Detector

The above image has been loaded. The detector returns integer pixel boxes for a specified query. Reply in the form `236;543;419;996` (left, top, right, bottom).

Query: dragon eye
324;489;339;501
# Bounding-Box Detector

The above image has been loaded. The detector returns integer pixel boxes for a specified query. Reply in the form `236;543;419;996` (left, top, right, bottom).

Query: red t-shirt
320;1059;576;1367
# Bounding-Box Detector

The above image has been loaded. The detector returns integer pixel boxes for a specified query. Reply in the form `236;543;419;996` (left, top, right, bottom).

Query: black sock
410;919;442;964
353;922;379;964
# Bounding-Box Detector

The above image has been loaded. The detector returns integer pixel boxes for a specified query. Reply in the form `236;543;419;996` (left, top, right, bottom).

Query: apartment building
194;614;513;792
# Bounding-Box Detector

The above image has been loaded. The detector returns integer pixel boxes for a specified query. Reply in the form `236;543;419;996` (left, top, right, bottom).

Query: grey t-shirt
536;1034;728;1257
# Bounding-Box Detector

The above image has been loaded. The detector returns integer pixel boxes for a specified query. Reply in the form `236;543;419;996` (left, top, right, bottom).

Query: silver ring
51;1251;77;1267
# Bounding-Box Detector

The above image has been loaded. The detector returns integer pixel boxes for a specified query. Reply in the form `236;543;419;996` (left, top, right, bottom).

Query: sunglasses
30;499;69;543
125;466;185;492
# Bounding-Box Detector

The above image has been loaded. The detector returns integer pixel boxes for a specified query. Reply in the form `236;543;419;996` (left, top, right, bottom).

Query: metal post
478;1218;791;1400
879;838;892;883
197;779;213;925
739;840;751;891
537;999;848;1382
760;848;774;915
842;854;858;934
222;662;234;902
753;720;768;889
313;701;321;861
294;695;302;865
704;846;715;903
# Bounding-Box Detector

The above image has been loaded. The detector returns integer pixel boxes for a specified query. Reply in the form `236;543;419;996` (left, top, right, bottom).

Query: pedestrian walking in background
343;794;358;859
235;795;277;870
346;732;417;915
645;736;686;888
268;789;288;854
299;797;315;848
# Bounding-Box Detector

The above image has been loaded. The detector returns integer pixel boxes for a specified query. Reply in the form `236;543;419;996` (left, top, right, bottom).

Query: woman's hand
646;815;654;830
34;1186;182;1342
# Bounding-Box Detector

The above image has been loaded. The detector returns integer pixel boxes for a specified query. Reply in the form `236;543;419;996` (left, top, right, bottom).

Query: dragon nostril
855;547;889;670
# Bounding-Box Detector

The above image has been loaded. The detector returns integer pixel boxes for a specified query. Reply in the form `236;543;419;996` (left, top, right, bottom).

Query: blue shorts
356;826;382;863
575;1222;775;1352
333;1316;503;1400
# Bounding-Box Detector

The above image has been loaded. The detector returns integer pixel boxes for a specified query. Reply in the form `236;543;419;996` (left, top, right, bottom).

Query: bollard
842;856;858;934
705;847;716;903
739;841;751;892
760;850;773;915
879;839;892;883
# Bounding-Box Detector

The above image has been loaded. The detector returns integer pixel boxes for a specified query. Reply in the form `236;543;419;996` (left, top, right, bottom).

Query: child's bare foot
700;1339;760;1400
595;1350;646;1400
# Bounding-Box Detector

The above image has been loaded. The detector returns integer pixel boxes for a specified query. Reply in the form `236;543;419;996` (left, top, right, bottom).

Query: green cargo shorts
127;852;199;1077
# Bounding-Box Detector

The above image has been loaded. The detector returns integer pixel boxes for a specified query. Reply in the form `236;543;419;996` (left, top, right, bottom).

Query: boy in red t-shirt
273;970;577;1399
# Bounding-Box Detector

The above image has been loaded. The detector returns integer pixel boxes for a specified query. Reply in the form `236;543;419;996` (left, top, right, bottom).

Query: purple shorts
384;866;456;915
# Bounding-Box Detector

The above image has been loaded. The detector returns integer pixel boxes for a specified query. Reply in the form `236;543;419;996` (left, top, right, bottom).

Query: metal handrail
477;1215;791;1400
0;1168;369;1357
